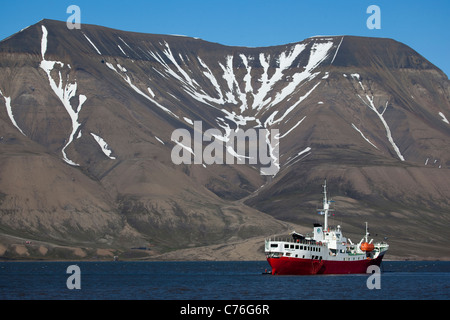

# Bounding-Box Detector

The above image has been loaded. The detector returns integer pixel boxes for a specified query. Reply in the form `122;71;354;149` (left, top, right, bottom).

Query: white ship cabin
265;223;382;261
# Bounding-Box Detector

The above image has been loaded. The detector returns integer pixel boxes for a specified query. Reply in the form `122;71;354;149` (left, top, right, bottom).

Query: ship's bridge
313;223;351;251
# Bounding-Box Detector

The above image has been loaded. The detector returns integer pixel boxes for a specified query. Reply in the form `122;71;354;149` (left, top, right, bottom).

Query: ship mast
365;222;369;243
319;179;333;230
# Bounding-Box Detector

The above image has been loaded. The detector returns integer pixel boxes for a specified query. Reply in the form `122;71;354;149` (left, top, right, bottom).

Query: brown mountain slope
0;19;449;260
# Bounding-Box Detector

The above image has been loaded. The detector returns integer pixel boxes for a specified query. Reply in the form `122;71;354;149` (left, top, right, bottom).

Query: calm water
0;261;449;300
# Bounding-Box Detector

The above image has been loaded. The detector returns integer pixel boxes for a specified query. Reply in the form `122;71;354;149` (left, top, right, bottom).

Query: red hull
267;254;385;275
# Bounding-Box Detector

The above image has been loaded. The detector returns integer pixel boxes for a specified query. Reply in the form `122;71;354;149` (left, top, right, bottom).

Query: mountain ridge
0;19;449;260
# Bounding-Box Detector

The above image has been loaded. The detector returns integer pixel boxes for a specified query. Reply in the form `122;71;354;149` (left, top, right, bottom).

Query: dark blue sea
0;261;449;301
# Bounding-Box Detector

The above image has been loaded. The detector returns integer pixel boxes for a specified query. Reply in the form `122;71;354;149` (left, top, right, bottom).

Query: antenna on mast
318;179;334;230
365;222;370;243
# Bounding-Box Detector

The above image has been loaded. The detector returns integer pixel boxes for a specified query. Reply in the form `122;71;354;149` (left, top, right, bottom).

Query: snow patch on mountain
155;136;165;145
265;82;321;127
253;43;306;111
117;64;127;72
40;25;86;166
143;39;335;162
351;123;378;149
349;73;405;161
439;112;449;124
105;61;178;118
358;95;405;161
284;146;312;167
279;116;306;139
183;117;193;125
172;138;195;156
0;89;26;136
330;36;344;65
147;87;155;98
262;41;333;112
90;133;116;159
219;55;240;106
240;54;253;94
162;42;198;88
197;56;225;104
83;33;102;55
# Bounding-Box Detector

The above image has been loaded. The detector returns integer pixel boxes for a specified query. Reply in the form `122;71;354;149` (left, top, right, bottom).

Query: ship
264;180;389;275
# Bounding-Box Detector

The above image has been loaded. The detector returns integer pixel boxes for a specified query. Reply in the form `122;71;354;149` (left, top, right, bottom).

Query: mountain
0;19;449;260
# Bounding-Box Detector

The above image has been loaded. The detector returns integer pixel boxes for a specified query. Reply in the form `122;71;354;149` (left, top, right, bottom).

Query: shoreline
3;233;450;263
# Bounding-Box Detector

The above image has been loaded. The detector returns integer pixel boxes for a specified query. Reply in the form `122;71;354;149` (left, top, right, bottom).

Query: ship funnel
313;223;323;241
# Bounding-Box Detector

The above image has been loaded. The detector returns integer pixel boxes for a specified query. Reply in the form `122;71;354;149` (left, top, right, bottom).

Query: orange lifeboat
360;242;374;252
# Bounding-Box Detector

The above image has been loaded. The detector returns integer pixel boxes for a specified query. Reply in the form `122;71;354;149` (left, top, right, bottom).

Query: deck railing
266;237;322;245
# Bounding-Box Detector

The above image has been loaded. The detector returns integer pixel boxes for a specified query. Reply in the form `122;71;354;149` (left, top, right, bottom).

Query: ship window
295;245;299;249
284;244;289;249
290;244;295;249
270;244;278;248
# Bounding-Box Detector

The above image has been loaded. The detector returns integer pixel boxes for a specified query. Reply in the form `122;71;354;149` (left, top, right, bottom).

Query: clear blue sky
1;0;449;76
